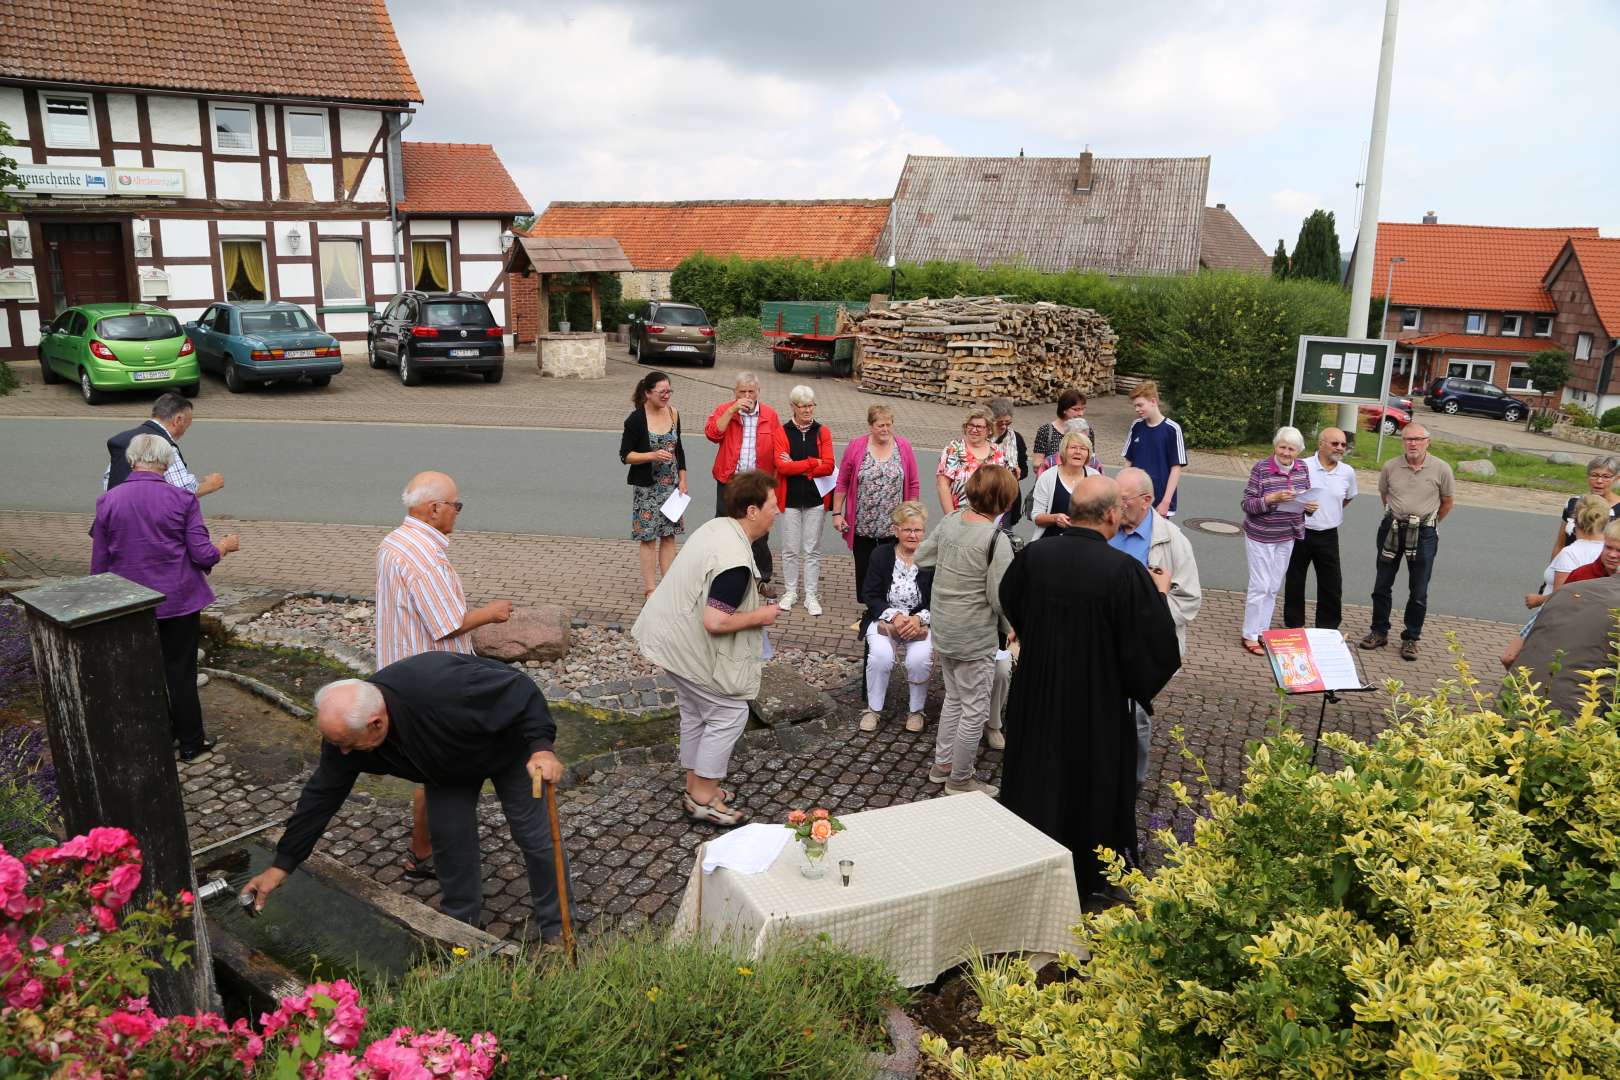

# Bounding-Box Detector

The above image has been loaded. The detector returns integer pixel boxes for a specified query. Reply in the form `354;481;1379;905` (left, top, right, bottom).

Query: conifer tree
1290;210;1343;284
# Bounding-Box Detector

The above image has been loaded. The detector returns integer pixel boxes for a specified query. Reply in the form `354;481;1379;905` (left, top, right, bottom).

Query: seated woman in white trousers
860;501;934;733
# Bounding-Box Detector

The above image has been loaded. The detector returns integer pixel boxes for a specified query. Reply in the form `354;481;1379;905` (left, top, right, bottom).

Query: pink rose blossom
811;808;830;820
6;977;44;1009
101;863;143;911
91;905;118;933
809;819;833;844
786;810;807;825
0;851;31;918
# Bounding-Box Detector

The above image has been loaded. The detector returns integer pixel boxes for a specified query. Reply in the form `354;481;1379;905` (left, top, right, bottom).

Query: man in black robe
241;652;571;940
998;475;1182;901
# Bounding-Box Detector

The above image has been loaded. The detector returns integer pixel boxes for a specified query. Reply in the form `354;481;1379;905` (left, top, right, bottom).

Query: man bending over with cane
242;651;571;943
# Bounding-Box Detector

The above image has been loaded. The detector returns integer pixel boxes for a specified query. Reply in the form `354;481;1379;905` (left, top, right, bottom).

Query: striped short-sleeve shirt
375;517;472;668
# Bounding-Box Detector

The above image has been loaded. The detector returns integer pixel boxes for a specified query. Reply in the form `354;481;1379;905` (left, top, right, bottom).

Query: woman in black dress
620;371;687;597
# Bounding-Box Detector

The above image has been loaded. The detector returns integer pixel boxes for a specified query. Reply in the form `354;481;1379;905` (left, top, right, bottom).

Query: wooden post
13;574;216;1015
537;272;551;334
589;275;602;333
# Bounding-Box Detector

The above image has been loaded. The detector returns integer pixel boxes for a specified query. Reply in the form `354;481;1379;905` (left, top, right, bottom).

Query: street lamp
1374;255;1406;463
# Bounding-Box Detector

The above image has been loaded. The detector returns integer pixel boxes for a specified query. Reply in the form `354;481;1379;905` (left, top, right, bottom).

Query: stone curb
200;666;313;720
869;1005;922;1079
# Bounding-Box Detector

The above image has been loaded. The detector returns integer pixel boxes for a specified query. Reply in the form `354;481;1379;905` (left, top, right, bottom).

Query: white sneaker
944;777;999;798
196;672;210;688
986;728;1005;750
779;589;797;612
804;594;822;617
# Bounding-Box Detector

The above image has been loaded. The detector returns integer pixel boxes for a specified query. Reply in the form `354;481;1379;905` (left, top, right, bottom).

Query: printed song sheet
1304;629;1363;690
660;489;692;522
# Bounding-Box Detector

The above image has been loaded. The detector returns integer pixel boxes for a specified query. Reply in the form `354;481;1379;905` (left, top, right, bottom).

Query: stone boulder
473;606;572;663
749;662;830;727
1548;452;1578;465
1457;458;1497;479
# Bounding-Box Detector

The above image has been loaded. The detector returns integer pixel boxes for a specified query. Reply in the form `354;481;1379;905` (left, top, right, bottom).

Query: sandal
683;793;747;828
402;849;437;881
1241;639;1265;656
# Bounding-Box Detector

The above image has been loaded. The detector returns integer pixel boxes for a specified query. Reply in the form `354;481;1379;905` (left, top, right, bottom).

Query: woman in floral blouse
935;407;1007;514
832;404;921;599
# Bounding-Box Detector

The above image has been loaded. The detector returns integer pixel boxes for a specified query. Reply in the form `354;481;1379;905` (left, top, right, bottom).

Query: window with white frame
1533;314;1554;337
1576;333;1593;361
319;239;364;302
44;94;95;148
210;103;256;153
1500;313;1522;336
1448;360;1494;382
1508;364;1535;391
1465;312;1487;334
1401;308;1421;330
285;109;329;157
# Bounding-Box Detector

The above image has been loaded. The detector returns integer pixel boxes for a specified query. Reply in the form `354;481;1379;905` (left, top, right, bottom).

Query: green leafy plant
1529;411;1556;433
1526;348;1572;402
1288;209;1344;284
1598;406;1620;434
1564;402;1600;429
715;315;764;347
0;120;21;211
928;641;1620;1078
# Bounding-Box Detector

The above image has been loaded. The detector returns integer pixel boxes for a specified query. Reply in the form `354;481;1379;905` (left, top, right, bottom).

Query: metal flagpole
1341;0;1401;446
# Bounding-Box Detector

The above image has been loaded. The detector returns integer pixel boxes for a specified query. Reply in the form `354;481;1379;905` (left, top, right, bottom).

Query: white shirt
1545;537;1603;594
1303;454;1358;531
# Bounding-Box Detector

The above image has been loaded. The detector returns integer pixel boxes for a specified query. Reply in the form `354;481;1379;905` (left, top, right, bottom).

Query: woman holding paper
621;371;688;598
832;404;921;600
1239;426;1316;655
773;385;835;616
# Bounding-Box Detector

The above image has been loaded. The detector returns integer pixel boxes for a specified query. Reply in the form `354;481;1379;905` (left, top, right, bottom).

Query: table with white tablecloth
669;792;1085;987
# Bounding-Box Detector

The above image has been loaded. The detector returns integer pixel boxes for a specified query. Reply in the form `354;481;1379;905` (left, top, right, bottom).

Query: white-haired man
1111;466;1202;790
242;653;570;942
378;470;512;882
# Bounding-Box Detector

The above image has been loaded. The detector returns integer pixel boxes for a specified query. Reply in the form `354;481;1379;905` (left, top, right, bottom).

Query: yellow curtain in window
411;242;427;288
422;242;448;291
222;243;243;296
239;242;266;297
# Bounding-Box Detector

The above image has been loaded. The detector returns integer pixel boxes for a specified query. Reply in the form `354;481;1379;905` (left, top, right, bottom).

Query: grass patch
363;930;905;1079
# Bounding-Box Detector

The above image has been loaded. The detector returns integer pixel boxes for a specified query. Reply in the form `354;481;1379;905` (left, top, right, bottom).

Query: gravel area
248;595;864;692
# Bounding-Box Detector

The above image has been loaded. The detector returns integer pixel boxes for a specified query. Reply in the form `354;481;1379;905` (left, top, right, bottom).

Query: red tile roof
528;200;892;269
1372;222;1599;312
1401;333;1558;355
399;143;530;216
1566;237;1620;339
0;0;421;103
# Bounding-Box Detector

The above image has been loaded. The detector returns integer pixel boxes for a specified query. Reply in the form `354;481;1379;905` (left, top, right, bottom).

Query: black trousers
1282;527;1343;629
715;480;772;581
852;534;892;600
424;756;573;936
157;613;206;753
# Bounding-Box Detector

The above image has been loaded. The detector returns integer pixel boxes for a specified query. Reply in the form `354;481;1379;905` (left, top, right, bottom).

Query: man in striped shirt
378;470;513;881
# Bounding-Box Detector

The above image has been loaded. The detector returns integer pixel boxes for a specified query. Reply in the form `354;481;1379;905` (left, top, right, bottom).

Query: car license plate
449;348;481;358
666;345;696;353
284;349;316;359
132;370;170;381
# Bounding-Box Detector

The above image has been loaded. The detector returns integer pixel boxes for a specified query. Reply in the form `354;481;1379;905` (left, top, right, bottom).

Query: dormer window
1400;308;1421;330
1500;314;1521;336
1465;312;1486;334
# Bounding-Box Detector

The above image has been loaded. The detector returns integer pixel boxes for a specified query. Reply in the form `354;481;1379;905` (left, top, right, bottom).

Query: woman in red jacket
773;385;835;616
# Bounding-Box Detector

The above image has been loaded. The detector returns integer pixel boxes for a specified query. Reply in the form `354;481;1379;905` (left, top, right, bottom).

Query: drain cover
1185;517;1242;536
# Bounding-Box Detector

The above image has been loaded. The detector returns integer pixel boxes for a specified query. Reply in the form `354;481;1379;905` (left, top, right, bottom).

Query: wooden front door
43;222;128;312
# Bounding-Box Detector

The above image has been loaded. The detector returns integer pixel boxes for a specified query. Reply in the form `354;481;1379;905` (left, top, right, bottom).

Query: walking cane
532;770;577;965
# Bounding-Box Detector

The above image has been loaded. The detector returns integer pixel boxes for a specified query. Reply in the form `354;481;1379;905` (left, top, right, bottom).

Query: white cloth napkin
701;822;792;876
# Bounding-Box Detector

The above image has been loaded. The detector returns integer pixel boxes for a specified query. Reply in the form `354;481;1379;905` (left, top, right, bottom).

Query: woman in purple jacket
830;405;921;601
1239;426;1317;655
91;433;239;761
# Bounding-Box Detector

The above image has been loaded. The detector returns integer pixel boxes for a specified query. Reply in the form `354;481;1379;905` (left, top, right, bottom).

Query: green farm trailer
760;300;868;376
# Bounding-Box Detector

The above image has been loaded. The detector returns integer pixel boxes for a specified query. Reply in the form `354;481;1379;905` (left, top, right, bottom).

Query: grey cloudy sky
389;0;1619;253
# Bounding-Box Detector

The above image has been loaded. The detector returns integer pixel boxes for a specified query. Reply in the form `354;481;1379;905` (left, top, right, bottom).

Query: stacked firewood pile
851;297;1117;405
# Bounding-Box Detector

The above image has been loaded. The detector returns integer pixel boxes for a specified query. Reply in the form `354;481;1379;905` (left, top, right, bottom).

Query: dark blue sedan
184;302;343;392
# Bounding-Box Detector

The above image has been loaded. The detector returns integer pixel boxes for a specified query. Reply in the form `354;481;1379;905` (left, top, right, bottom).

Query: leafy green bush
930;648;1620;1078
1564;402;1601;429
1530;411;1556;433
549;270;625;332
1599;406;1620;433
0;359;16;396
716;315;764;348
364;930;905;1079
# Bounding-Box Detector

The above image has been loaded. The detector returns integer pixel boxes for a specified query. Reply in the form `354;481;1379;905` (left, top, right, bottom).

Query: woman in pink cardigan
831;404;921;599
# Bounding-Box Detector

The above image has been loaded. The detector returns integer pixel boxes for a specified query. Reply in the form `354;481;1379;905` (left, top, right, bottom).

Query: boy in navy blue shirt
1122;381;1188;517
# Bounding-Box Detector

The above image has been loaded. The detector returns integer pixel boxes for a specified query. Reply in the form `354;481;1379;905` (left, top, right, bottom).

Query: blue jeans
1370;521;1438;641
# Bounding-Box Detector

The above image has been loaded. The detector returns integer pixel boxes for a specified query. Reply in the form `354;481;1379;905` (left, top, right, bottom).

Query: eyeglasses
1402;437;1429;444
653;387;673;396
436;500;464;513
1326;440;1347;447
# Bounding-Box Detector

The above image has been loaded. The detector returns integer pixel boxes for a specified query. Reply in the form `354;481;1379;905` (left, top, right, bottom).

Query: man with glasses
705;372;782;590
1283;427;1358;631
378;470;514;881
1360;426;1454;661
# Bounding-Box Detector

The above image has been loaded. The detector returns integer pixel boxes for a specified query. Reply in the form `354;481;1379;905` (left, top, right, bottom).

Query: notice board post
1289;336;1396;458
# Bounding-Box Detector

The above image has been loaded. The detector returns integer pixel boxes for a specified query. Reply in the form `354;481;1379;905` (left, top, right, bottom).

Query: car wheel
1442;400;1460;414
308;374;332;388
482;365;504;384
368;338;387;369
399;348;422;386
179;381;200;399
1381;418;1398;435
1503;406;1523;423
629;336;639;358
79;369;108;405
39;356;64;384
224;363;246;393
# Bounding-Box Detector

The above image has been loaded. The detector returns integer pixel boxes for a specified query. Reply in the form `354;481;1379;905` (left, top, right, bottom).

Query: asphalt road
0;416;1555;626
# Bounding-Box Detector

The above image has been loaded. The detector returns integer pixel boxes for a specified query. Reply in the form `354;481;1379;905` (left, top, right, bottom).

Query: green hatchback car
37;303;201;405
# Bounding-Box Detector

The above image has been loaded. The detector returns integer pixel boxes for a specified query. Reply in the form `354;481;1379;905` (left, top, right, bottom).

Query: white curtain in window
320;240;363;302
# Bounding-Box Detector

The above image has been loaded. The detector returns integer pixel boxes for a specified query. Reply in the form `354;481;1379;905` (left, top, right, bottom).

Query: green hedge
0;359;16;396
668;254;1349;447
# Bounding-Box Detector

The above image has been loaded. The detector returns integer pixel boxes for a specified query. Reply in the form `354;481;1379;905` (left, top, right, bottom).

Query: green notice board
1292;335;1394;405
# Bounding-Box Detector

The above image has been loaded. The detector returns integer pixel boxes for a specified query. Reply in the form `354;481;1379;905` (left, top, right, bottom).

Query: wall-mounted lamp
286;226;303;254
501;228;515;252
132;220;152;257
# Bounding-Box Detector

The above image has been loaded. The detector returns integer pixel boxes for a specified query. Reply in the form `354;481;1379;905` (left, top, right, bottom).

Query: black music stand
1260;631;1376;765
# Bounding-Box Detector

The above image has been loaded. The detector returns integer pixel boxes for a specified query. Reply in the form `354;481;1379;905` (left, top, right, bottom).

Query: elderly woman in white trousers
1239;426;1317;654
859;502;934;733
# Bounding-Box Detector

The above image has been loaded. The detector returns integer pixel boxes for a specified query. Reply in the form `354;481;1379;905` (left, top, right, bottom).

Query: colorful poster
1261;629;1325;693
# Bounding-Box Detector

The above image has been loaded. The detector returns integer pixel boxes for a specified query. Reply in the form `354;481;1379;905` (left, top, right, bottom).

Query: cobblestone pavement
7;521;1522;945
